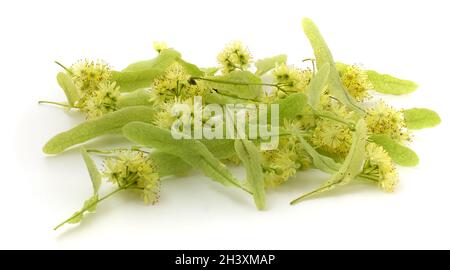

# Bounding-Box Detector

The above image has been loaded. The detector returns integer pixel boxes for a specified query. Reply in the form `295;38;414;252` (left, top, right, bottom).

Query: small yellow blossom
364;143;399;192
217;41;252;74
83;81;120;119
272;63;311;94
153;97;195;130
71;60;112;93
103;150;160;204
262;134;310;187
150;63;206;106
365;101;410;142
311;105;356;157
338;64;373;101
153;41;168;53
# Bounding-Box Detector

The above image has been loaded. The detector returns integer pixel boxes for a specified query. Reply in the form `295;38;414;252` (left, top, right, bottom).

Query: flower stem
192;76;280;88
38;100;72;108
310;111;355;129
54;181;135;230
302;58;316;73
87;148;149;155
290;182;335;205
54;61;72;74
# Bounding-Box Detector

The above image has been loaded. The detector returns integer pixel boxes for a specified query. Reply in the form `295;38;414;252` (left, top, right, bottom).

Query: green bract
54;149;101;229
112;68;165;92
235;139;266;210
81;148;102;194
366;70;418;95
56;72;79;106
277;93;308;122
291;119;367;204
306;63;330;109
150;151;191;177
255;54;287;76
403;108;441;129
43;106;155;154
302;18;364;114
200;71;262;100
371;134;419;167
122;48;181;72
122;122;249;193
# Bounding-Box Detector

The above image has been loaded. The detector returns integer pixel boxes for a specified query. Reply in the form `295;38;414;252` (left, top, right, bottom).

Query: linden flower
272;63;312;94
338;64;373;101
311;105;356;157
150;63;206;106
153;41;168;53
83;81;120;119
262;135;310;187
71;59;112;93
363;143;399;192
217;41;252;74
103;151;160;204
311;120;352;156
365;101;410;142
155;97;194;129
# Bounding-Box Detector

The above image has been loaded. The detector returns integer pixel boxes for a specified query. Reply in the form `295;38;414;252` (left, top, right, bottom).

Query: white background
1;0;449;249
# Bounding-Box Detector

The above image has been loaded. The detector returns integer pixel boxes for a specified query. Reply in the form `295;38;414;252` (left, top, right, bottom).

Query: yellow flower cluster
150;63;206;106
154;97;195;130
338;64;373;101
71;59;112;93
311;105;356;157
217;41;252;74
365;101;410;141
261;127;310;187
103;150;160;204
272;64;311;97
70;59;120;119
83;81;120;119
153;41;168;53
363;143;399;192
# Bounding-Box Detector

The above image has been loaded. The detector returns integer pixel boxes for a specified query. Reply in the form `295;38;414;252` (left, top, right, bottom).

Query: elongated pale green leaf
81;148;101;194
366;70;417;95
150;151;191;177
64;195;99;226
201;67;219;76
302;18;364;114
201;139;236;159
291;119;367;204
56;72;79;106
403;108;441;129
278;93;308;122
122;49;181;72
122;122;245;190
297;136;340;173
255;54;287;76
112;68;165;92
114;49;184;92
139;133;237;163
201;71;262;100
204;91;254;105
371;134;419;166
234;139;265;210
306;63;330;109
54;195;98;229
177;58;204;77
43;106;155;154
117;88;153;108
338;120;367;183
